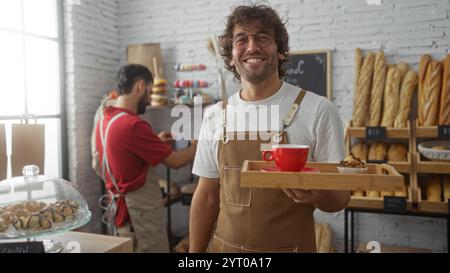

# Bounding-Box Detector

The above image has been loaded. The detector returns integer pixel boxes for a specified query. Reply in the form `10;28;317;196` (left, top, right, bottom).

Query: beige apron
124;166;169;253
207;89;317;253
99;112;169;253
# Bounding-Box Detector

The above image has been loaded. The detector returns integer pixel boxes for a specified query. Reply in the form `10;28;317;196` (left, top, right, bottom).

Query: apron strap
99;111;128;236
221;100;229;144
100;112;128;193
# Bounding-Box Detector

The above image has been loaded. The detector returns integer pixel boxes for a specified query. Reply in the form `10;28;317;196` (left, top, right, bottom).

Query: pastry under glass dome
0;165;91;240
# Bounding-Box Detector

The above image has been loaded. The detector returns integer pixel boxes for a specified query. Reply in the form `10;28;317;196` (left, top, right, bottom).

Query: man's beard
235;51;279;84
137;95;148;115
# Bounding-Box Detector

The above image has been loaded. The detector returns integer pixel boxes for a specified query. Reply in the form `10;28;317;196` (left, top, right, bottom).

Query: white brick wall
65;0;450;251
64;0;120;233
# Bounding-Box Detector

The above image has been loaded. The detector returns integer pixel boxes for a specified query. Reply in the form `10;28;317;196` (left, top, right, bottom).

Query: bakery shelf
415;120;439;138
415;154;450;174
348;187;413;210
346;120;411;139
240;160;405;192
417;188;448;214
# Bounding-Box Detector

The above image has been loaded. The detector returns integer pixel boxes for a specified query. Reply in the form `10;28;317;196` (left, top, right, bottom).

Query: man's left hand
158;131;174;144
282;189;320;204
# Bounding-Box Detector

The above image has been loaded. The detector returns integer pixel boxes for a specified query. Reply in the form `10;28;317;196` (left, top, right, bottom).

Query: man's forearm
189;188;219;252
314;190;350;212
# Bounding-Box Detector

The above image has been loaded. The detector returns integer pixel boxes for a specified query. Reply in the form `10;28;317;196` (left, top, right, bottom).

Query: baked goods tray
240;161;405;191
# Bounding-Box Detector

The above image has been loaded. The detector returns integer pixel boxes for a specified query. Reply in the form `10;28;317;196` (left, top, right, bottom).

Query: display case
0;165;91;240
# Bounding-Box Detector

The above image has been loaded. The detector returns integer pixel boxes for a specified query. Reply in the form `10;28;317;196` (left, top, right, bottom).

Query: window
0;0;66;179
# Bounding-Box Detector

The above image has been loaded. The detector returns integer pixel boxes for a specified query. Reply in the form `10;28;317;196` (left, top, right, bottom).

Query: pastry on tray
337;154;368;174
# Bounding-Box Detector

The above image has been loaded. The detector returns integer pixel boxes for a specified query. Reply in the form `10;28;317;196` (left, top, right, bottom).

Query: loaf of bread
394;70;417;128
353;52;375;127
443;175;450;202
366;191;380;198
387;143;408;162
418;55;432;125
426;175;441;202
368;142;387;161
420;60;442;126
381;68;401;127
368;51;386;126
351;142;369;161
439;54;450;125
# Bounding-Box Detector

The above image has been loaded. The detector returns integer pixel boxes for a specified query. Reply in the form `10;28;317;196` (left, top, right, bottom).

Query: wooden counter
42;231;133;253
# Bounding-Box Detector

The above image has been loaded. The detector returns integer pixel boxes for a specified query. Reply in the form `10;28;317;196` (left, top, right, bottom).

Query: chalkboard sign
0;242;45;253
282;50;331;99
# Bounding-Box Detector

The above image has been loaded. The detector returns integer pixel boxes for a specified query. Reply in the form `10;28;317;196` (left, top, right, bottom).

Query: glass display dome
0;165;91;240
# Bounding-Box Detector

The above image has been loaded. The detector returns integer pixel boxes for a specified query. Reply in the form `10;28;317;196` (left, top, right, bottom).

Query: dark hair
115;64;153;95
218;4;289;81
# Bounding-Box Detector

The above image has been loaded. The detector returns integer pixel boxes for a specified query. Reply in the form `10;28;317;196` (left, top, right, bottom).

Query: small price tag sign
384;196;406;213
367;160;388;164
366;127;386;141
0;242;45;253
438;125;450;139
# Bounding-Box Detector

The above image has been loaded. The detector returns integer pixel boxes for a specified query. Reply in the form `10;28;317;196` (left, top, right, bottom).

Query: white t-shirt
192;82;344;179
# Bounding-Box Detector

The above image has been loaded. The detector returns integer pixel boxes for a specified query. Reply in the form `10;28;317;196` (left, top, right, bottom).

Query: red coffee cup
262;144;309;172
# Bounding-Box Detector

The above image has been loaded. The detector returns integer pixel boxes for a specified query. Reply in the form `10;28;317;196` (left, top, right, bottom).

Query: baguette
354;48;363;94
397;62;410;84
381;68;401;127
368;51;386;126
394;70;417;128
420;60;442;126
353;52;375;127
418;55;432;125
444;175;450;202
426;175;441;202
439;54;450;125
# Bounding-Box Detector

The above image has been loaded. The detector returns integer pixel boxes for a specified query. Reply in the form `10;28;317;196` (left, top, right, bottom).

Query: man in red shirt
95;64;197;252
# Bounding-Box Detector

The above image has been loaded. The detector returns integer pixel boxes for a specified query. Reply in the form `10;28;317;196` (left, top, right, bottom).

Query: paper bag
11;123;45;176
0;124;6;180
127;43;164;78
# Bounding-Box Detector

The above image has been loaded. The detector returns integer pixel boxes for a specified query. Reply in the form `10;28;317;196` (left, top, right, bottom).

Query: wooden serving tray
240;161;405;191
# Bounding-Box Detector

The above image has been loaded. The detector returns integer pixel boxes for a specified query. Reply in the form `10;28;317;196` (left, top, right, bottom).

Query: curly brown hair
218;4;290;81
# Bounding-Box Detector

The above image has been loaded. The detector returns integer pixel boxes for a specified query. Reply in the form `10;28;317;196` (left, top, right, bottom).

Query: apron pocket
222;166;252;207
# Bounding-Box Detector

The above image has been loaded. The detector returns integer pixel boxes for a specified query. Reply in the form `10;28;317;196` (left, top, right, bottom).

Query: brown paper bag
127;43;164;77
0;124;6;180
11;123;45;176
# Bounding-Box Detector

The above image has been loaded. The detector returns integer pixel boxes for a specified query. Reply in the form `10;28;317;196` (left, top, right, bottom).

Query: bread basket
417;140;450;162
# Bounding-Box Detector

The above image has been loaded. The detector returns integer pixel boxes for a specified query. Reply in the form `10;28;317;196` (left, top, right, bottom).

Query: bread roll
439;54;450;125
368;51;386;126
368;142;388;161
387;143;408;162
420;60;442;126
394;70;417;128
353;52;375;127
351;142;369;161
381;68;401;127
443;175;450;202
367;191;380;198
426;175;441;202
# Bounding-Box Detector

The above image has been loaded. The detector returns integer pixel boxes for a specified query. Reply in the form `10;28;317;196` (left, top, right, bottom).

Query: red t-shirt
95;106;172;226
